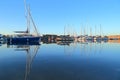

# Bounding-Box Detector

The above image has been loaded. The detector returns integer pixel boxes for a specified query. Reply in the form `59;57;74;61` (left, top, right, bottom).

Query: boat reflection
41;38;108;46
7;42;40;80
108;40;120;43
0;41;2;46
24;45;39;80
57;41;73;46
0;40;7;46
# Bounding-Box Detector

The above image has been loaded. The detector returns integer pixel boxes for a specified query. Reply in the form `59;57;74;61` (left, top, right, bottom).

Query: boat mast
24;0;39;36
80;24;82;36
90;27;92;36
100;24;101;37
64;25;66;36
84;26;86;36
24;0;30;34
95;25;96;36
29;9;39;36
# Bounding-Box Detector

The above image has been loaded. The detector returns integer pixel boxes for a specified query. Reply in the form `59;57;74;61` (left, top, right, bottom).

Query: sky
0;0;120;36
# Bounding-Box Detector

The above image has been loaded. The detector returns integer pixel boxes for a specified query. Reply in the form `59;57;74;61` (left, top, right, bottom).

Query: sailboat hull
7;36;41;43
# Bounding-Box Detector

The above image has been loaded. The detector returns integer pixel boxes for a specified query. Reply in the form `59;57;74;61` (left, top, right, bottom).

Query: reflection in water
60;41;104;56
57;41;73;46
64;42;77;55
0;43;1;46
1;40;120;80
24;45;39;80
53;40;106;56
7;43;40;80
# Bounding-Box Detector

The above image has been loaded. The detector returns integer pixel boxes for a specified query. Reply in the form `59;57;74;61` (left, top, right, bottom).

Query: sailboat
7;0;41;44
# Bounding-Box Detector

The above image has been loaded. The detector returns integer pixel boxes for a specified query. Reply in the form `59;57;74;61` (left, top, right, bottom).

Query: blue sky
0;0;120;35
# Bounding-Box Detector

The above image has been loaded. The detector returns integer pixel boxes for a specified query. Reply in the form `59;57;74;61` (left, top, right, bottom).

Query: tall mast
24;0;30;34
27;5;30;34
84;26;86;36
64;25;66;36
100;24;101;37
28;7;39;36
67;24;70;36
81;24;83;36
95;25;96;36
24;0;27;16
90;27;92;36
24;0;39;36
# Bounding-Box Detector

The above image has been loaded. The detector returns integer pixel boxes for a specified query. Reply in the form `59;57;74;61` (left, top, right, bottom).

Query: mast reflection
7;42;40;80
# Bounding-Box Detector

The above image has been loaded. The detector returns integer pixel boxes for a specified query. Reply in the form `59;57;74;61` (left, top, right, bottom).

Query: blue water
0;42;120;80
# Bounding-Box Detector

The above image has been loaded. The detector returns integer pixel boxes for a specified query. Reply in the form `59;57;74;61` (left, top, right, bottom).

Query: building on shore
42;34;57;43
41;34;74;43
56;35;74;41
108;35;120;40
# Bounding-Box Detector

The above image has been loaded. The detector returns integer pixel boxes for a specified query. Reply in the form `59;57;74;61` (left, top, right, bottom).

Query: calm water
0;42;120;80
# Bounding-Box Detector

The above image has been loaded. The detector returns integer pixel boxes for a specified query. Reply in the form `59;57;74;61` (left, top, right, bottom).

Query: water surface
0;42;120;80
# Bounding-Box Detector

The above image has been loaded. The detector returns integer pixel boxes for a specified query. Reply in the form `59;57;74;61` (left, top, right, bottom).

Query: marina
0;0;119;45
0;0;120;80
